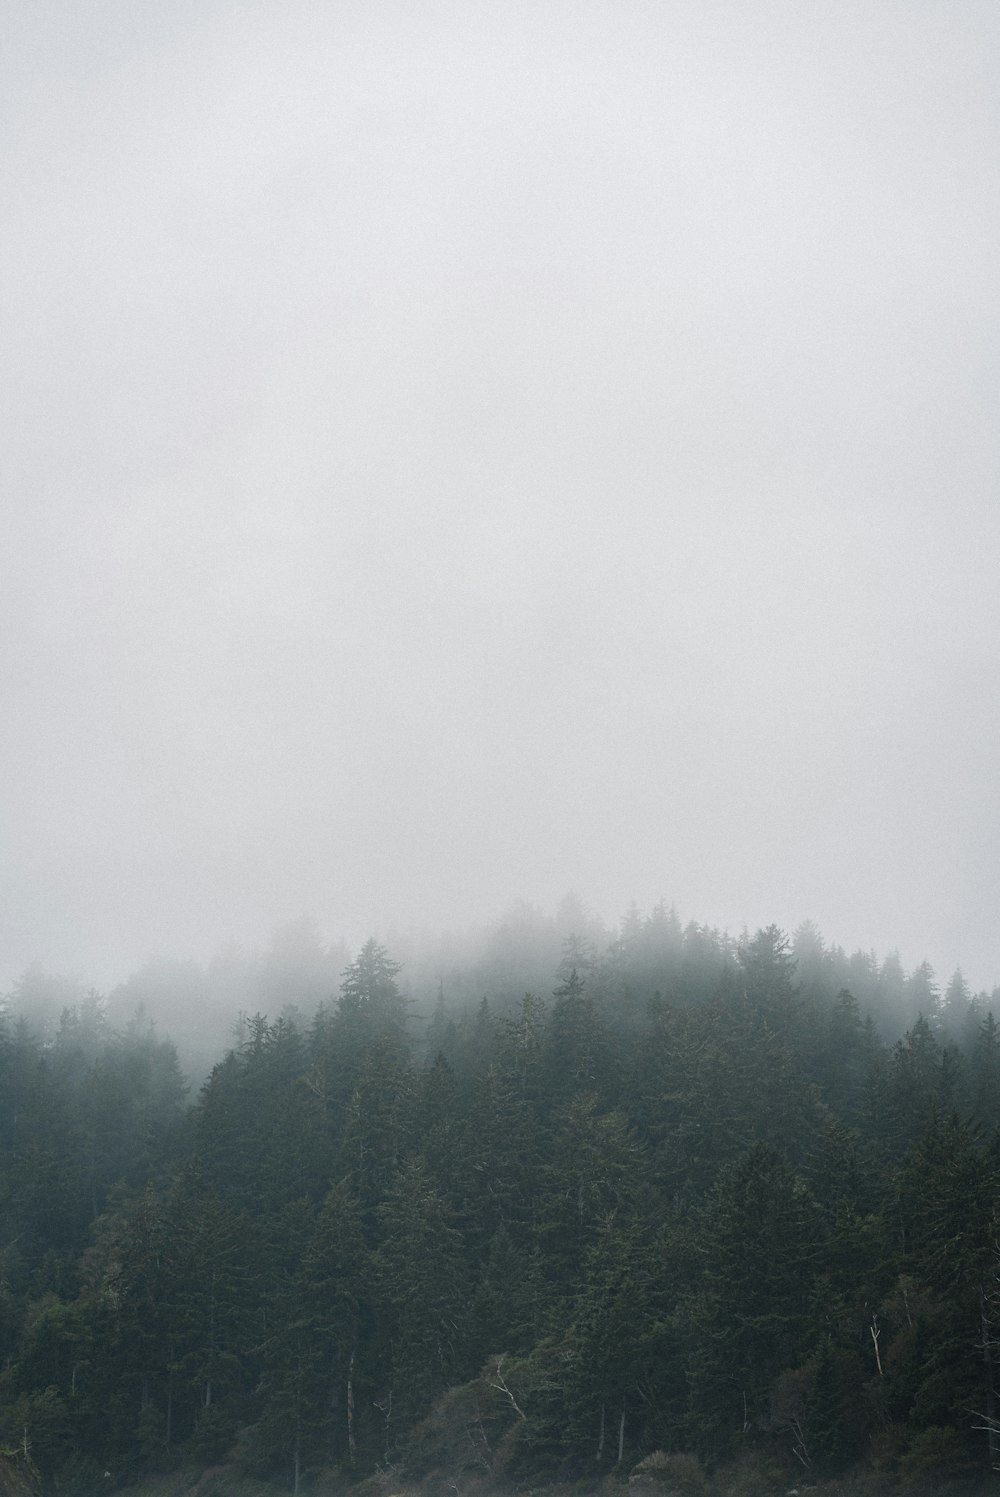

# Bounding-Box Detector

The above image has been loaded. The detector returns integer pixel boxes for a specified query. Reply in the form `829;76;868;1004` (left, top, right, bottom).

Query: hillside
1;915;999;1494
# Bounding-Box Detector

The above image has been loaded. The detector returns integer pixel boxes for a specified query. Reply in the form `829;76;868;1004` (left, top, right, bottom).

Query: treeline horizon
5;898;995;1084
1;902;1000;1494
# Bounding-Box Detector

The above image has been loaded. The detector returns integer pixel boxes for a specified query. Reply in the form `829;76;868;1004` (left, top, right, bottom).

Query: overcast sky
3;1;999;994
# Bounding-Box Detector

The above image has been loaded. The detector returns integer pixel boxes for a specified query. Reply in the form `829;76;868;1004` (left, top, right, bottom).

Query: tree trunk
596;1402;606;1462
617;1406;626;1465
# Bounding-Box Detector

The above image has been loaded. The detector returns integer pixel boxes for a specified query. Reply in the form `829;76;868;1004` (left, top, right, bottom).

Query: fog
3;1;999;997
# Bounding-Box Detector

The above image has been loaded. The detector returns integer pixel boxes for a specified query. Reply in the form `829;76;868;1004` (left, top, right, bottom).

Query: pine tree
167;1188;257;1452
971;1011;1000;1128
536;1095;646;1302
939;969;973;1038
338;940;409;1040
684;1143;825;1449
739;925;798;1026
342;1031;415;1216
311;941;411;1139
372;1157;470;1441
563;1213;660;1469
247;1186;367;1486
543;969;609;1107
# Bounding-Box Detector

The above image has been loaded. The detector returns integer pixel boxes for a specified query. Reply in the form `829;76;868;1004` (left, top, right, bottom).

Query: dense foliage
2;913;1000;1493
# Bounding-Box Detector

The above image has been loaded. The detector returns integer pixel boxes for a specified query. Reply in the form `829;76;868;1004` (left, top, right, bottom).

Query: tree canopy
1;910;998;1494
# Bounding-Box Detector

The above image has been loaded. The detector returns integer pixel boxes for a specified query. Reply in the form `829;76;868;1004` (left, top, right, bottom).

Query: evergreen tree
887;1015;941;1143
372;1157;470;1442
310;941;410;1139
563;1213;660;1469
468;1224;542;1361
971;1010;1000;1128
543;969;611;1107
338;939;409;1040
298;1180;368;1469
454;1060;541;1255
342;1031;414;1217
167;1188;257;1453
245;1188;366;1488
739;925;798;1027
939;969;974;1038
536;1096;645;1299
684;1143;825;1452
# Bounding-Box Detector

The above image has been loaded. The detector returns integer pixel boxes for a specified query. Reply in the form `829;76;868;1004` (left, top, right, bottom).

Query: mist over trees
2;902;1000;1494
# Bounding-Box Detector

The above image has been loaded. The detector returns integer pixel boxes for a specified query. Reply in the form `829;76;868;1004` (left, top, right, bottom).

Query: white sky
3;1;999;992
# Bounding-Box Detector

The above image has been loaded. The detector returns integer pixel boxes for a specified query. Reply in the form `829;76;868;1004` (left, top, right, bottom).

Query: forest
1;906;999;1497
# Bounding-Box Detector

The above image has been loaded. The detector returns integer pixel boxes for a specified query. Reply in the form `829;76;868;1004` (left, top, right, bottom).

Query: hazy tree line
1;910;1000;1492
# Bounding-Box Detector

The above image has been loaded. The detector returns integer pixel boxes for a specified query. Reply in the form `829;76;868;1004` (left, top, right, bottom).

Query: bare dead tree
465;1406;492;1473
373;1388;392;1464
487;1355;526;1420
780;1415;810;1469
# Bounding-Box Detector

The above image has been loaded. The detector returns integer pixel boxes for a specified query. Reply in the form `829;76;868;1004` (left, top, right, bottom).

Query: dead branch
487;1355;526;1420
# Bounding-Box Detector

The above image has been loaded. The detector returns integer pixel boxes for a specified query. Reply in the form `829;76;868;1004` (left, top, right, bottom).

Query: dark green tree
372;1157;470;1444
684;1143;825;1453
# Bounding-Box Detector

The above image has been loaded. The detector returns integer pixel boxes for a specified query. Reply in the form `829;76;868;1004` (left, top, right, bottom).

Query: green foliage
0;1388;71;1481
897;1422;980;1482
802;1339;863;1474
630;1449;708;1496
683;1143;827;1453
373;1157;471;1437
2;918;999;1491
